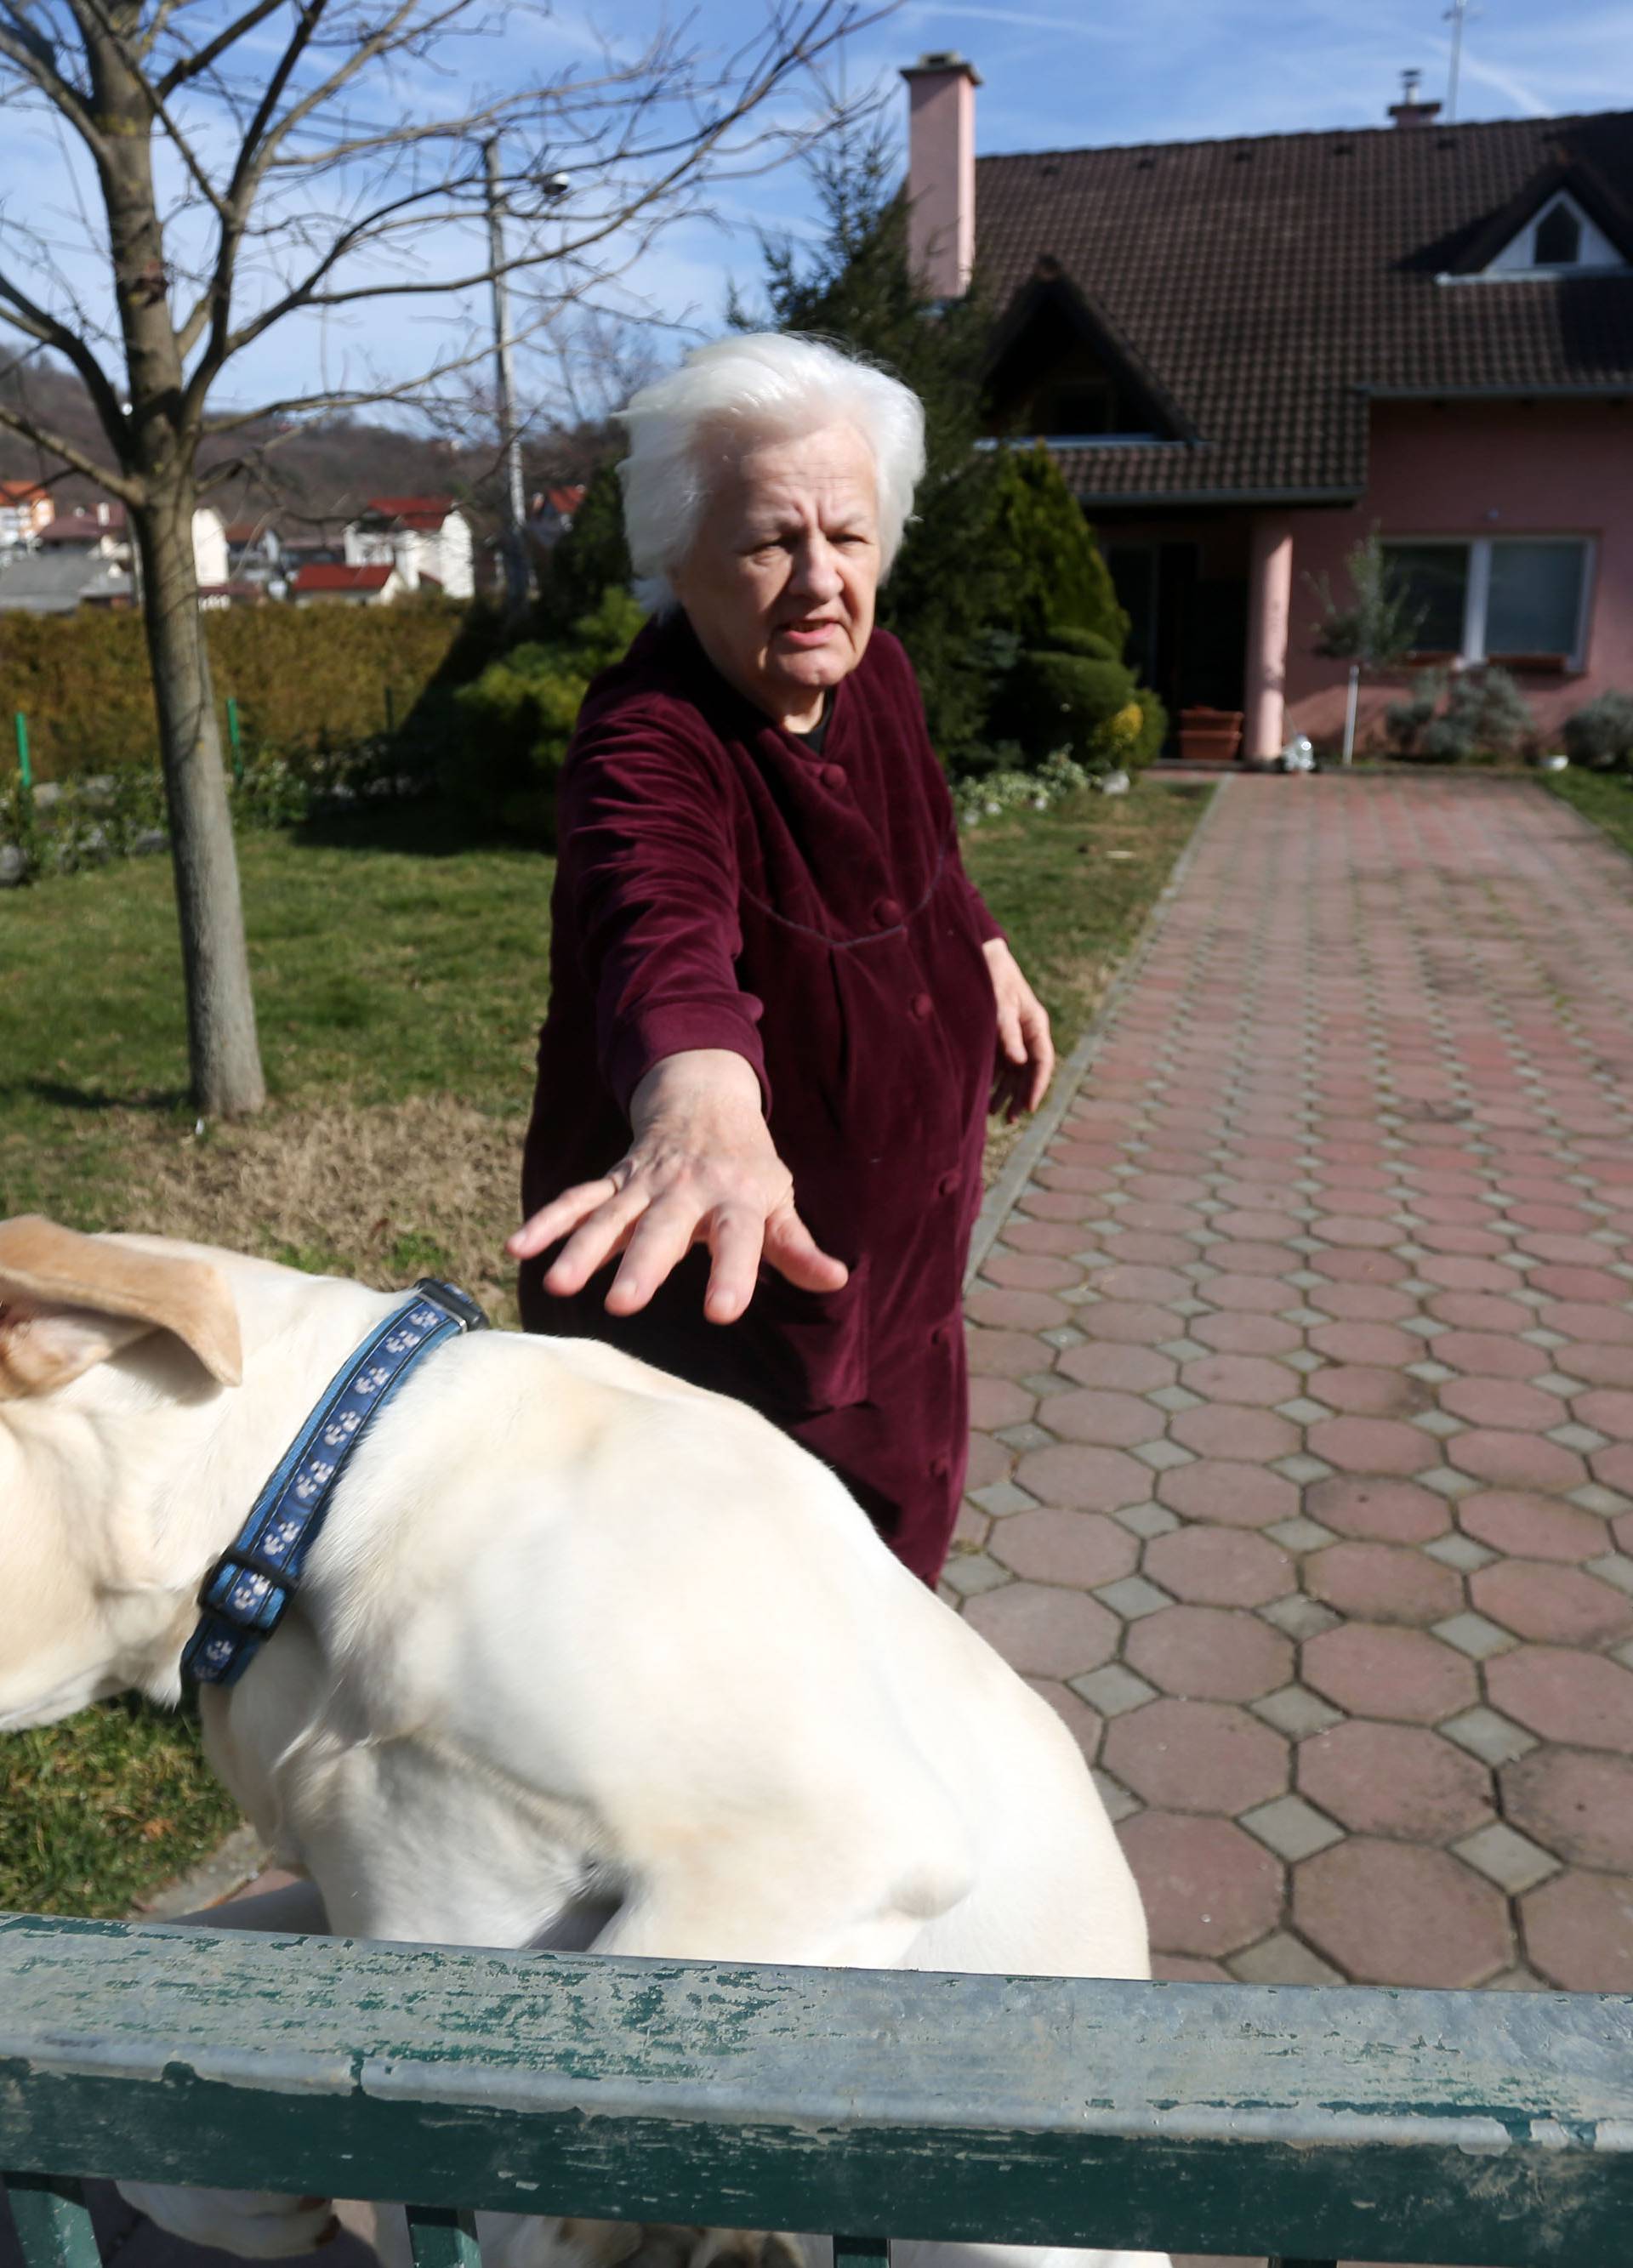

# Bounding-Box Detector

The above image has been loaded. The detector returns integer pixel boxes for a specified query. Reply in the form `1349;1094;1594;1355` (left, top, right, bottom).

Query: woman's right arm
506;713;846;1322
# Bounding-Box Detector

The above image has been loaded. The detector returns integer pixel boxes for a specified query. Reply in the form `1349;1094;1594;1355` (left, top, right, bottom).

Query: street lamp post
484;137;529;614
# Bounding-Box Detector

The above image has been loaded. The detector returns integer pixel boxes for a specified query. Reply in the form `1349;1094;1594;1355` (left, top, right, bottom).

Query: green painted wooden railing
1;1914;1629;2268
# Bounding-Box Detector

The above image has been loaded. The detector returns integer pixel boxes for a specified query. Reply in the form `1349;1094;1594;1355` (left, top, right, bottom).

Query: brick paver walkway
952;772;1633;1994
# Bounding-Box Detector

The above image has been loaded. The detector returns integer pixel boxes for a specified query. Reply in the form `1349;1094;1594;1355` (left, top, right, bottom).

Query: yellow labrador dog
0;1217;1160;2268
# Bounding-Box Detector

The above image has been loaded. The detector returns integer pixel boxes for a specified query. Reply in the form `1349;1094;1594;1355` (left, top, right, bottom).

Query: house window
1533;201;1582;266
1382;537;1590;667
1038;378;1116;435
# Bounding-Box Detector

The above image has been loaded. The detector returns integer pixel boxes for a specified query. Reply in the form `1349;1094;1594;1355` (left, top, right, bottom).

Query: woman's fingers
540;1181;651;1296
604;1191;709;1316
995;998;1027;1067
506;1179;619;1261
702;1204;769;1323
765;1203;850;1294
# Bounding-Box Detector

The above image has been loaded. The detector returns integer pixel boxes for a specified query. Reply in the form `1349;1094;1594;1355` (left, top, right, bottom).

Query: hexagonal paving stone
1470;1559;1633;1646
1118;1810;1285;1959
1297;1719;1495;1840
1458;1489;1609;1563
1304;1540;1465;1626
1304;1367;1431;1418
1103;1697;1289;1816
1012;1441;1154;1515
1438;1376;1570;1432
1143;1526;1295;1608
965;1286;1073;1333
1124;1605;1294;1703
966;1327;1054;1380
989;1508;1141;1589
1306;1414;1443;1478
1178;1353;1304;1407
1034;1386;1166;1450
1055;1340;1177;1394
1446;1430;1590;1492
1501;1747;1633;1875
1190;1310;1305;1356
968;1375;1038;1432
1487;1646;1633;1752
1167;1404;1301;1463
1521;1870;1633;1992
1294;1837;1511;1987
1155;1458;1300;1530
1302;1623;1478;1724
1431;1330;1550;1380
963;1581;1120;1679
1304;1475;1451;1543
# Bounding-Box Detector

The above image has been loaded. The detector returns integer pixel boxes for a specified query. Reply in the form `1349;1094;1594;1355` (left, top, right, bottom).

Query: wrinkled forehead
697;417;879;528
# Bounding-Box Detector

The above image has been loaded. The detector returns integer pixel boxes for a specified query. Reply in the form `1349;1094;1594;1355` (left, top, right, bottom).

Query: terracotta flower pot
1178;707;1243;766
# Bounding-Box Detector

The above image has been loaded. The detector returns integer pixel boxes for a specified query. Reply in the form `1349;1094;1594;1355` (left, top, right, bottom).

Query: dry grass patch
114;1094;528;1324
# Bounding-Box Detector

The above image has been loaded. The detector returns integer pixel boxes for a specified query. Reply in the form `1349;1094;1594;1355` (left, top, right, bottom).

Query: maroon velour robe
518;609;1000;1583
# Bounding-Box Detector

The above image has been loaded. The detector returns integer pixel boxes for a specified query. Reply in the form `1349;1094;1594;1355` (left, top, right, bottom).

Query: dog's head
0;1215;245;1727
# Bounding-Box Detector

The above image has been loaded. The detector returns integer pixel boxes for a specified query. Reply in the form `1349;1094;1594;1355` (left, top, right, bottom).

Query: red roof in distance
361;494;458;531
293;562;395;593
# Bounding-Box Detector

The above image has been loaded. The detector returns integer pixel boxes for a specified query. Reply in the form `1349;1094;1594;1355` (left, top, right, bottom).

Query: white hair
615;333;927;613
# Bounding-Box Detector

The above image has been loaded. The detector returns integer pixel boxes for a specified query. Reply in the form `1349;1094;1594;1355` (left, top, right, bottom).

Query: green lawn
1546;767;1633;862
0;776;1210;1918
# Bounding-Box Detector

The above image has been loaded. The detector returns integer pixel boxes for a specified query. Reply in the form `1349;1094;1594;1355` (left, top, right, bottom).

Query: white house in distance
0;499;232;613
344;496;474;598
0;481;54;544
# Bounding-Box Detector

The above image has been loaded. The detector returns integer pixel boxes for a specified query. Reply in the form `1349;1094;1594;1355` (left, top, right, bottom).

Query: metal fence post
14;710;31;794
226;697;243;782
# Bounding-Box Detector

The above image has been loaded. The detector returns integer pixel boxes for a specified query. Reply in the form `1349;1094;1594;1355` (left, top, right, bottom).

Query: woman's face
673;420;881;732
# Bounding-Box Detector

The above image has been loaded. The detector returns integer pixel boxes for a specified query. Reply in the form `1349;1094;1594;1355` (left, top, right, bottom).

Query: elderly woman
509;333;1053;1584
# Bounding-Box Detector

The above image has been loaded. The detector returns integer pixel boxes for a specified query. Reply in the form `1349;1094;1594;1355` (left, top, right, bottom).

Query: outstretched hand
984;936;1055;1121
506;1049;847;1324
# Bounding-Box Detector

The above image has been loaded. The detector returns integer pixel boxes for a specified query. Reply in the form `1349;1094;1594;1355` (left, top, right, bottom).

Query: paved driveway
955;772;1633;1992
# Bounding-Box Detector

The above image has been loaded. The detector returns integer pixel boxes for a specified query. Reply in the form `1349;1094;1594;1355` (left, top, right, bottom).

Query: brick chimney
901;51;981;299
1389;66;1442;126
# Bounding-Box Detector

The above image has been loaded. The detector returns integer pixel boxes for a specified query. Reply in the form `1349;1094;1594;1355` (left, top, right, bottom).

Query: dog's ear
0;1216;243;1400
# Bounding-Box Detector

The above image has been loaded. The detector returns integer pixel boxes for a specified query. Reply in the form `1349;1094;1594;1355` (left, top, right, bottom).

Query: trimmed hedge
0;602;498;782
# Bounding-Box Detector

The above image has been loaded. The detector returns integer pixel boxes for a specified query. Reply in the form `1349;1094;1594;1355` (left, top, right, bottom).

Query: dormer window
1472;189;1629;278
1533;199;1581;266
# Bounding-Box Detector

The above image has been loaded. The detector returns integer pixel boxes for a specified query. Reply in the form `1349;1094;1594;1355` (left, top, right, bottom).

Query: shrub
1562;691;1633;771
1129;686;1168;769
1385;671;1444;758
452;587;645;837
1003;643;1135;768
1385;666;1533;764
0;601;495;782
987;445;1130;657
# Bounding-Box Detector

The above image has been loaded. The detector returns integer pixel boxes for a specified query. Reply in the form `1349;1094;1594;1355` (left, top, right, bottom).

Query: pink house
903;54;1633;756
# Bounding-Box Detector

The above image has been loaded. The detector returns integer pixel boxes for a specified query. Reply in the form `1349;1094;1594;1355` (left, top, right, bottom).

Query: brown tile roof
293;562;395;593
975;109;1633;503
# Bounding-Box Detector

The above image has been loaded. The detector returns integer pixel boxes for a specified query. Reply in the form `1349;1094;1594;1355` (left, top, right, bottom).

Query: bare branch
155;0;292;96
0;392;139;497
0;264;129;449
0;6;103;147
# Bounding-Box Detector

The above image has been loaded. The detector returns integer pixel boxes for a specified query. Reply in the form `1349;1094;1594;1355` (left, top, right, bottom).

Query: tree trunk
135;495;266;1117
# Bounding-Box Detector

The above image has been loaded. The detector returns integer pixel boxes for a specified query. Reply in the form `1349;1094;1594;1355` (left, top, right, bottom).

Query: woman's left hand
983;936;1054;1121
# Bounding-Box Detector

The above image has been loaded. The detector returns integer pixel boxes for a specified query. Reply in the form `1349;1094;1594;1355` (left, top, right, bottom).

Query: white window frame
1383;535;1595;671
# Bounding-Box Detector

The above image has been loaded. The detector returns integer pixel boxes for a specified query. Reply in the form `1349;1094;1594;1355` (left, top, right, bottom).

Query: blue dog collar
183;1278;489;1687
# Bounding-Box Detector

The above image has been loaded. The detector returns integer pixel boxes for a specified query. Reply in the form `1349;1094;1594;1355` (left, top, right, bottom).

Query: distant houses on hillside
0;490;478;614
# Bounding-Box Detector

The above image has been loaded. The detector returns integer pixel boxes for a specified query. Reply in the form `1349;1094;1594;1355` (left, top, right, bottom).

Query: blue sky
3;0;1631;446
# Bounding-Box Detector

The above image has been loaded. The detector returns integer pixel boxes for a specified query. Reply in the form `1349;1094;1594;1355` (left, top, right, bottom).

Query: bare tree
0;0;884;1114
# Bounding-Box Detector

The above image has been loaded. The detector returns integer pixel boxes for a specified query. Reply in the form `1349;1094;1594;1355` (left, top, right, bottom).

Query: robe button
910;992;934;1020
822;763;846;790
929;1454;950;1481
938;1169;960;1198
873;896;902;927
